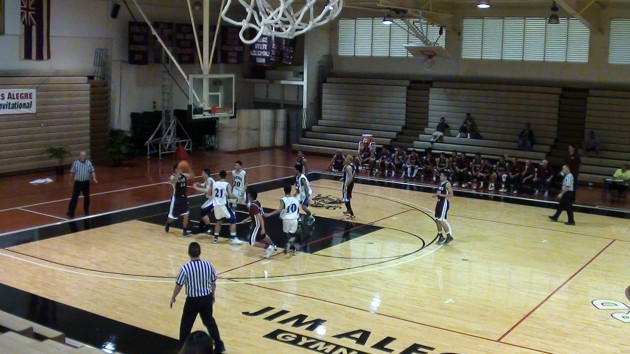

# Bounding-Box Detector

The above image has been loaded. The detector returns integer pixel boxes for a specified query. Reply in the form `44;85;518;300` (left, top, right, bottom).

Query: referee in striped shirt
170;242;226;353
66;151;97;218
549;164;576;225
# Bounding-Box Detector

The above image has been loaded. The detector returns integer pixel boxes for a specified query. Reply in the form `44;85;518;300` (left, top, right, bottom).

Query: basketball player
328;150;345;173
192;168;215;233
392;147;407;178
265;185;301;255
296;151;309;175
241;190;277;258
433;171;454;245
342;155;357;219
165;163;191;237
403;150;421;179
433;152;449;182
231;161;247;208
295;164;315;225
211;171;243;245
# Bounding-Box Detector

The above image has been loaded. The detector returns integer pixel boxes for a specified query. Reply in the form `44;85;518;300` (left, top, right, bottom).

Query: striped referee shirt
175;259;217;298
70;160;95;182
562;173;574;192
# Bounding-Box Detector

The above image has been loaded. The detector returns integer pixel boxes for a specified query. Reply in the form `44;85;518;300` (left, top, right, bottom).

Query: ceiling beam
375;0;461;35
554;0;603;34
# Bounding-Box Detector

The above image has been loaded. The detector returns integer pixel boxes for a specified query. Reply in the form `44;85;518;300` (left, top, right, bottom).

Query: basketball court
0;166;628;353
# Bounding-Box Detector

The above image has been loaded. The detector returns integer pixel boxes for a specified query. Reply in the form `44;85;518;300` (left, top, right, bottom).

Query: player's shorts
213;205;237;224
200;200;214;217
434;199;449;221
168;195;189;219
282;219;298;234
232;188;246;203
248;220;266;246
342;182;354;202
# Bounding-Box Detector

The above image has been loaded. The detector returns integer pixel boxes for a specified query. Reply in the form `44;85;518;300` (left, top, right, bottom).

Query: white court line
0;181;168;213
17;208;67;221
0;164;278;214
0;202;442;285
0;251;173;283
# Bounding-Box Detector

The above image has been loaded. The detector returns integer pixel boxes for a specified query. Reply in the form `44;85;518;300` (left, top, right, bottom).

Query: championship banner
0;89;36;115
20;0;51;60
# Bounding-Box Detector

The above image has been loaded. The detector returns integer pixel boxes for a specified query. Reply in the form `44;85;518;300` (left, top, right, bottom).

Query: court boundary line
497;239;616;342
0;164;278;214
17;208;66;221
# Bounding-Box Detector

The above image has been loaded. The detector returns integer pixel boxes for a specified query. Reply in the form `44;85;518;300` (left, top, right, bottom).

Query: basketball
178;160;190;173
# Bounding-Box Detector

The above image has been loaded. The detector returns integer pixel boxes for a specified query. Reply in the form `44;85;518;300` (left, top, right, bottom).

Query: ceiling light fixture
477;0;490;9
382;15;393;25
192;0;202;10
548;2;560;24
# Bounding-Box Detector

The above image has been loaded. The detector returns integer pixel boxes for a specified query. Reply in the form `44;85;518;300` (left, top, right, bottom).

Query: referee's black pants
552;191;575;223
67;180;90;216
179;294;224;348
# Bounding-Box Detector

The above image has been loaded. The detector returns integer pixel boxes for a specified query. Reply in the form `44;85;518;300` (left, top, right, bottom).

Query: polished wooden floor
0;148;628;354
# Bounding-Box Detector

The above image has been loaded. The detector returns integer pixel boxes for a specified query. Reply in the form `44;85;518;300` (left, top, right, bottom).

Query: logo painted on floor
591;286;630;323
243;306;462;354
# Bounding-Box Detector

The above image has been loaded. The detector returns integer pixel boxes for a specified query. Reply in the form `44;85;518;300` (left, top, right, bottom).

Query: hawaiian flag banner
20;0;50;60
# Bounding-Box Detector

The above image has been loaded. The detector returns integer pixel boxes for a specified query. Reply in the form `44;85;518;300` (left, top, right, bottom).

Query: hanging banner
0;89;36;115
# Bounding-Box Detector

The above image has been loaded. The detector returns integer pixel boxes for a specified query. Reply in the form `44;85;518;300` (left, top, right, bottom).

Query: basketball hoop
221;0;343;45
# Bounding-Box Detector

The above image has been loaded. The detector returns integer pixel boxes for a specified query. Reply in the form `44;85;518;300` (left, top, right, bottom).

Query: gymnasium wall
330;6;630;86
0;76;90;174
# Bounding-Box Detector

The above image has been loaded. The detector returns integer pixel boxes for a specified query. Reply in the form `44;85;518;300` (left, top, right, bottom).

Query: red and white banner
20;0;50;60
0;89;37;115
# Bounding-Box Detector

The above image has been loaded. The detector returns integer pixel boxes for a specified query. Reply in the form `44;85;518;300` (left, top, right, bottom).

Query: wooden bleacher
413;82;561;161
293;77;409;155
396;83;431;149
0;310;104;353
581;89;630;184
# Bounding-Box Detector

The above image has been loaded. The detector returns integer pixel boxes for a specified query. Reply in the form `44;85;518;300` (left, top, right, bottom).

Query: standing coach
549;165;576;226
66;151;97;218
170;242;226;353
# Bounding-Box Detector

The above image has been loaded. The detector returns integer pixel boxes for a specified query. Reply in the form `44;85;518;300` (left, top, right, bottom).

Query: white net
221;0;343;44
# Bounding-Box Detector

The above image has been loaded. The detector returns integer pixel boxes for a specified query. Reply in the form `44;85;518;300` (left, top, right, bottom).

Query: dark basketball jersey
296;156;305;169
248;200;263;218
472;159;483;172
437;157;448;169
437;180;449;197
394;152;406;164
361;147;371;159
496;161;509;174
409;154;419;165
173;174;187;197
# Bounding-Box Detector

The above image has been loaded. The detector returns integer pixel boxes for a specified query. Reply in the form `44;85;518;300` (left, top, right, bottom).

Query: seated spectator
328;150;345;173
421;151;436;181
517;123;535;151
611;163;630;198
375;146;394;177
403;150;421;179
494;154;511;192
533;159;554;198
391;147;407;178
430;117;450;144
519;159;535;193
582;130;601;157
507;157;522;193
469;153;486;190
355;140;376;172
452;152;470;187
433;153;449;182
457;113;479;139
178;331;214;354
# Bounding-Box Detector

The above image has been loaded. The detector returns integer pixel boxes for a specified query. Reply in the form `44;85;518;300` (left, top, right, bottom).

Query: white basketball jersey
280;196;300;220
212;180;229;206
232;169;247;191
296;173;312;196
203;177;215;199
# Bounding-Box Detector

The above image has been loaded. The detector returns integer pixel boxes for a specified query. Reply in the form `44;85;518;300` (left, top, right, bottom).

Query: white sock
443;220;453;235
